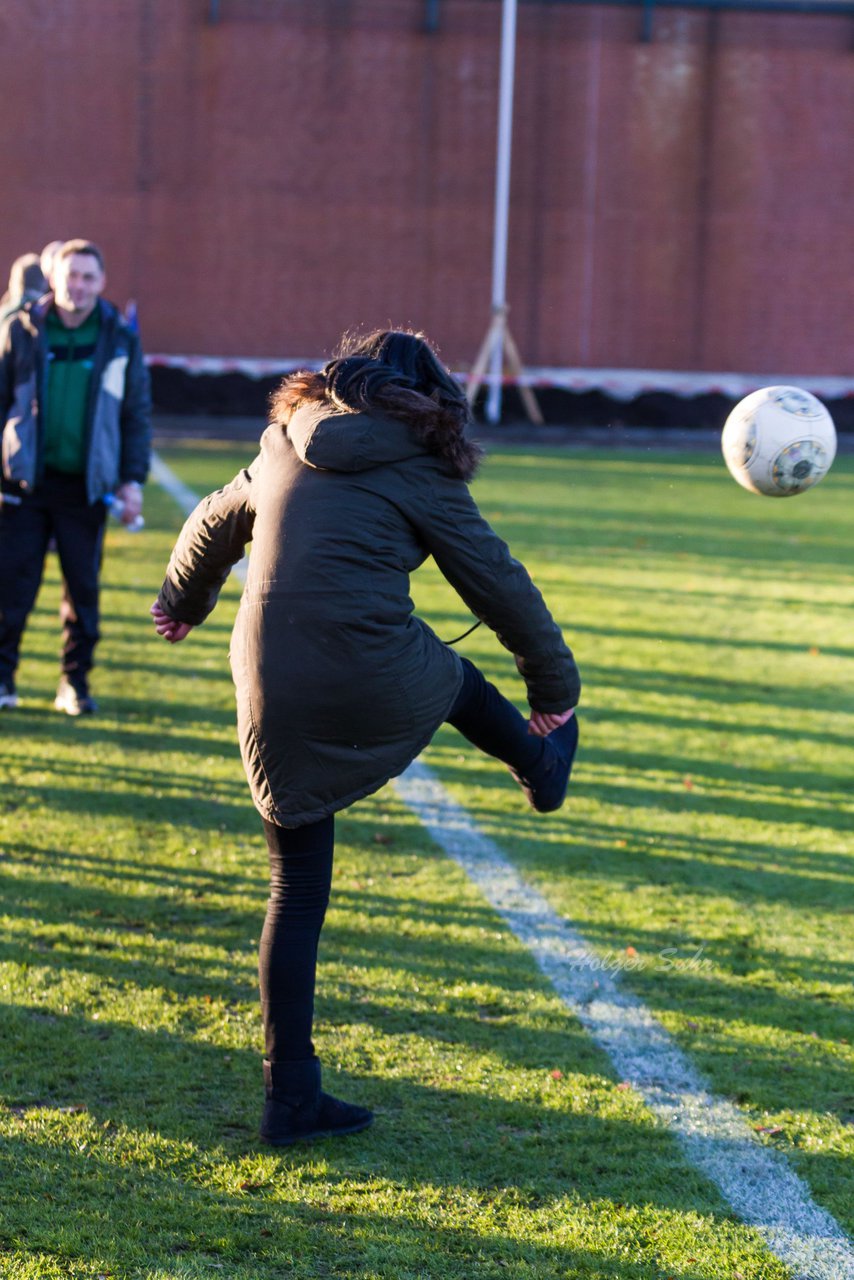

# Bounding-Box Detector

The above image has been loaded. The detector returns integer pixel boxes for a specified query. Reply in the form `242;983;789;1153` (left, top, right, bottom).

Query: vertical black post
424;0;441;33
641;0;655;41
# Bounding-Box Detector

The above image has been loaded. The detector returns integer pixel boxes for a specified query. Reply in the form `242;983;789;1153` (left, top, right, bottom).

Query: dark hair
272;329;482;481
56;239;106;272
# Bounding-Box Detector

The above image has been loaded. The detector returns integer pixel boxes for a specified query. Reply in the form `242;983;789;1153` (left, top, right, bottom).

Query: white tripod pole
485;0;518;425
468;0;542;425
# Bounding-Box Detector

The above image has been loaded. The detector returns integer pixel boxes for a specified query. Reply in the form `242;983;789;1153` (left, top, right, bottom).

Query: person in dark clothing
151;330;580;1145
0;239;151;714
0;253;48;325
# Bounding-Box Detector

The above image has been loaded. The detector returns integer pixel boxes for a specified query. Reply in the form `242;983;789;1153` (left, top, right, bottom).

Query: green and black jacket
0;296;151;502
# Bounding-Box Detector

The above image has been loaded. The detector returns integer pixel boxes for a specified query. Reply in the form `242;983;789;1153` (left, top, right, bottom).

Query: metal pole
423;0;441;32
486;0;518;424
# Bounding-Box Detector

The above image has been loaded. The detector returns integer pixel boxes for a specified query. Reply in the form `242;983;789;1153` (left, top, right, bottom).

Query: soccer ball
721;386;837;497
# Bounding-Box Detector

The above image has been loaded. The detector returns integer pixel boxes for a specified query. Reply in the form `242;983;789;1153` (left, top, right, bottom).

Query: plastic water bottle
105;494;145;532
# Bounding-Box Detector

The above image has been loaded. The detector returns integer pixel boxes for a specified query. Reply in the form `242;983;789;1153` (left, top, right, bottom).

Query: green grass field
0;438;851;1280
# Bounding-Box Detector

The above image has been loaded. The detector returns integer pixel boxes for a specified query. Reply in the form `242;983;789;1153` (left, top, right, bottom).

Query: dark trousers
258;657;546;1062
0;471;106;689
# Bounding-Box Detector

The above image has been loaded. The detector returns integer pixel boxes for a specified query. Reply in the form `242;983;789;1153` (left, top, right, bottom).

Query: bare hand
150;600;193;644
528;707;574;738
116;481;143;525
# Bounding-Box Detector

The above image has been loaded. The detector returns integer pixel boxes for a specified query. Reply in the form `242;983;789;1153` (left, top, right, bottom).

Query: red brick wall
1;0;851;374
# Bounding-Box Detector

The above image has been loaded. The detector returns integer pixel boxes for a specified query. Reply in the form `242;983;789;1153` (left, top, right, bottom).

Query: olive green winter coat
157;404;580;827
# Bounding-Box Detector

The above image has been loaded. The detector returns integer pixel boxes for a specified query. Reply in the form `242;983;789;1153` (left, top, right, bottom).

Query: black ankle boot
510;713;579;813
259;1057;373;1146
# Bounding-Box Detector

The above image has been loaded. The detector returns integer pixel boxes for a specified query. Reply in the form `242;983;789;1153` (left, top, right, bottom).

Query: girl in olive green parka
152;331;580;1146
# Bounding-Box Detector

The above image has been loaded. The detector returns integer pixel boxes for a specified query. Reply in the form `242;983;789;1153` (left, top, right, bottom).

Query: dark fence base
151;368;854;433
479;387;854;433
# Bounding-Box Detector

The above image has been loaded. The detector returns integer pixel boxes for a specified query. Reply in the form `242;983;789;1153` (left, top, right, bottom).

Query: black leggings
258;658;546;1062
0;470;107;687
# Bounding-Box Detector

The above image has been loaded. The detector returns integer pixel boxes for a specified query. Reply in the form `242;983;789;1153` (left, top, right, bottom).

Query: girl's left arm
407;469;581;714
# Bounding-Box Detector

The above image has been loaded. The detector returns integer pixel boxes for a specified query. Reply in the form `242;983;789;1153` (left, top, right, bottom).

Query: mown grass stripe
153;449;854;1280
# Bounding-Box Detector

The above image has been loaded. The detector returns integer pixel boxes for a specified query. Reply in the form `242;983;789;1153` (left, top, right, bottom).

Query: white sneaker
54;676;97;716
0;682;19;709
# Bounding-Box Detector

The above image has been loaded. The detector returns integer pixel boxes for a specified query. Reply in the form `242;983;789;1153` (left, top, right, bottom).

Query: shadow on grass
0;869;260;1004
476;463;853;535
567;620;854;661
316;912;854;1122
451;651;853;734
465;805;854;911
0;775;246;827
0;697;237;740
0;1003;771;1280
564;661;849;715
18;650;236;691
1;685;849;1092
435;747;854;844
0;739;244;790
0;812;846;1274
587;704;854;751
1;815;850;1129
0;709;245;822
576;760;850;833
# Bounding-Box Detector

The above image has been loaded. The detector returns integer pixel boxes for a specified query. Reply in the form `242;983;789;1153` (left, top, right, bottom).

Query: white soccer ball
721;385;837;497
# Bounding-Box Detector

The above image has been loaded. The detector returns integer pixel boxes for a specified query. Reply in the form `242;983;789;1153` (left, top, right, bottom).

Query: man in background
0;238;151;715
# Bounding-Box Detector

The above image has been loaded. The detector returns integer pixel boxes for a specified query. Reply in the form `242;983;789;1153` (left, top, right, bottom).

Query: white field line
152;453;854;1280
395;762;854;1280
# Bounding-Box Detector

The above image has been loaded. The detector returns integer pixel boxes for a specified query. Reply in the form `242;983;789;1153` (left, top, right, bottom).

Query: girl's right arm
150;601;193;644
153;457;259;631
